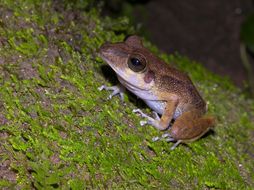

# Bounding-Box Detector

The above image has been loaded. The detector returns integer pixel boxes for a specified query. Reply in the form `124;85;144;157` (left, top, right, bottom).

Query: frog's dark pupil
131;58;141;66
128;56;146;72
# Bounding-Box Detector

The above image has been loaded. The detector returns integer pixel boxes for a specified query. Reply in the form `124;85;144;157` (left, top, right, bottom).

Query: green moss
0;0;253;189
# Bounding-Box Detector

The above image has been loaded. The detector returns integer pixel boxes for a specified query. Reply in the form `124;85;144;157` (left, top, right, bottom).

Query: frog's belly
144;100;182;119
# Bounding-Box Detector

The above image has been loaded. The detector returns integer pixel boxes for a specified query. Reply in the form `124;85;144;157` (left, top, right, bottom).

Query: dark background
102;0;254;88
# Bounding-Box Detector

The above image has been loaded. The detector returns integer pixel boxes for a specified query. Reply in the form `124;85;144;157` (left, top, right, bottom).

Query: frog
98;35;215;150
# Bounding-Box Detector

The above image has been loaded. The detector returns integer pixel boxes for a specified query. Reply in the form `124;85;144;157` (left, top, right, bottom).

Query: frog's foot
152;133;182;150
98;84;125;101
152;133;173;142
132;109;160;127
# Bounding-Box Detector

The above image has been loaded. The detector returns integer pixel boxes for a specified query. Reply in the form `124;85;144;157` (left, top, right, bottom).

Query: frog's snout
98;42;112;56
99;42;111;51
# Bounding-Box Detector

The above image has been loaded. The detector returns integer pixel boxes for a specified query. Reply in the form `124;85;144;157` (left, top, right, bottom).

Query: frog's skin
98;35;215;150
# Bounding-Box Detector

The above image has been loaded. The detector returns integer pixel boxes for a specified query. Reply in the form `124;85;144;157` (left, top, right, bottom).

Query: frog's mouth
116;74;152;92
117;74;157;101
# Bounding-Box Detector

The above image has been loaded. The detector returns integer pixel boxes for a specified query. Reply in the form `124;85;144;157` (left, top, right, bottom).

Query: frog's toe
152;136;160;142
147;118;157;125
133;109;147;117
170;140;182;150
107;94;113;100
161;133;171;138
152;111;160;120
164;137;175;142
108;90;119;99
119;92;124;101
140;120;147;126
98;85;106;91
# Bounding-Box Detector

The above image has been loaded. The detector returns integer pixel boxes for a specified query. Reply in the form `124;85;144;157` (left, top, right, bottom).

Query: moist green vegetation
0;0;253;189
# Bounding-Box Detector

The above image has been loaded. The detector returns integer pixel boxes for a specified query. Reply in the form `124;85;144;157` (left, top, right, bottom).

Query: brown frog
98;35;215;150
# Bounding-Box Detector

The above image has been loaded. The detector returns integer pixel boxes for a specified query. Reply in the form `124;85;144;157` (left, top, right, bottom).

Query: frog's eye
128;55;147;72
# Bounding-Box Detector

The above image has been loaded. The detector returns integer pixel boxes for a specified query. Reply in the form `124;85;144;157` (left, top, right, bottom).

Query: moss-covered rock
0;0;253;189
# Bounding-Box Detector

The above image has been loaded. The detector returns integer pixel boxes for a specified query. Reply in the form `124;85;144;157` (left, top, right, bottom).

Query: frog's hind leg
170;110;215;143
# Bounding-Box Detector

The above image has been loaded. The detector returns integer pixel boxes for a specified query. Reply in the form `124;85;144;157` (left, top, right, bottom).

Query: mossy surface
0;0;253;189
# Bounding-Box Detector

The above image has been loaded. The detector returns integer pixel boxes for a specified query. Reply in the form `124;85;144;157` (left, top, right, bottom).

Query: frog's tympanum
98;35;215;150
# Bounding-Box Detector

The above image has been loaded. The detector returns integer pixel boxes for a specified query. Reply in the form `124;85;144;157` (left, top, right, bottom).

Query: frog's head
99;35;155;90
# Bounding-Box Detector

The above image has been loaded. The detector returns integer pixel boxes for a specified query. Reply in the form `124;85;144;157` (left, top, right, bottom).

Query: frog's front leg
133;98;179;130
98;84;125;101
